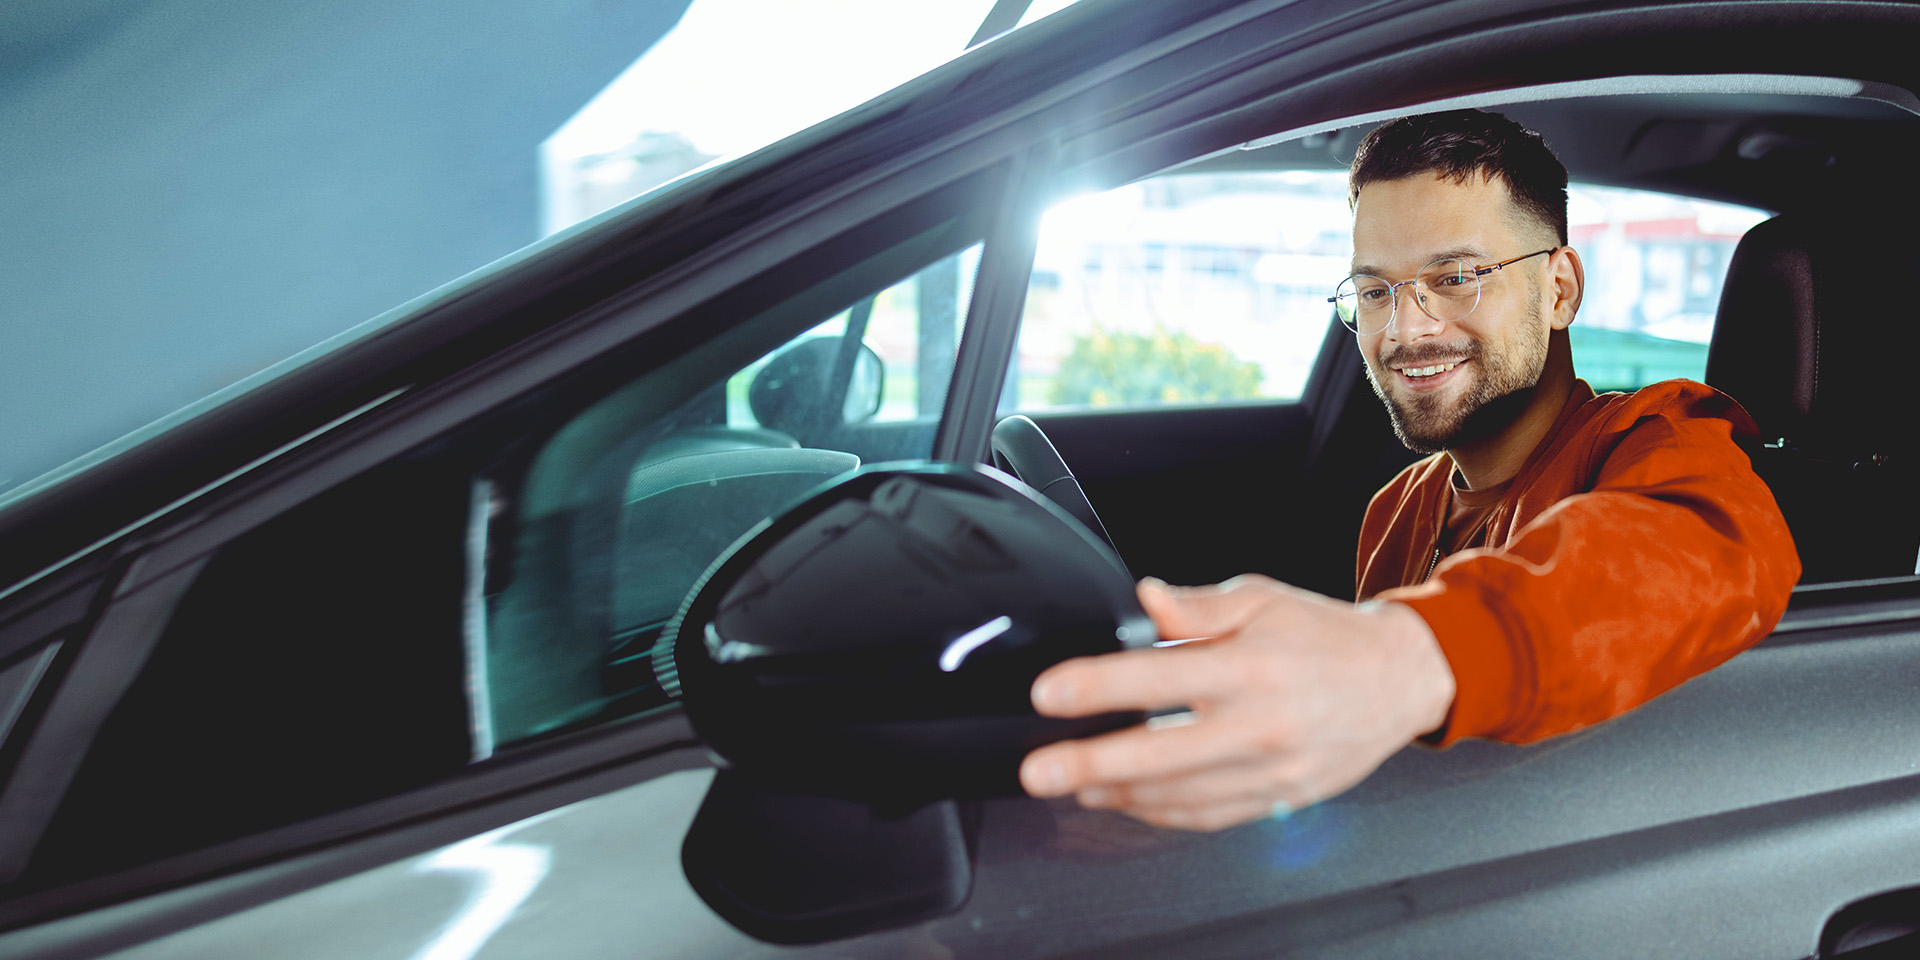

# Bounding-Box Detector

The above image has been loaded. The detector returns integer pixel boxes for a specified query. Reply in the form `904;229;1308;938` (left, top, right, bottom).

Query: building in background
1009;172;1768;415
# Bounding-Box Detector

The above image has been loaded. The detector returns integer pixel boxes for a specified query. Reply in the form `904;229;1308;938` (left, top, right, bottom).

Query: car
4;0;1920;956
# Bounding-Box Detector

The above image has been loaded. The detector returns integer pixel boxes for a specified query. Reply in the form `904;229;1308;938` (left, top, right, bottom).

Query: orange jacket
1357;379;1800;746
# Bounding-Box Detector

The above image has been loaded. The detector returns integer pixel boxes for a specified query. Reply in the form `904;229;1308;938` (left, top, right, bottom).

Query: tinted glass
479;243;981;751
17;218;983;889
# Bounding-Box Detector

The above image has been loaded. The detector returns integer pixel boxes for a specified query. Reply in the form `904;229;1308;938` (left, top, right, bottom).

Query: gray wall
0;0;692;493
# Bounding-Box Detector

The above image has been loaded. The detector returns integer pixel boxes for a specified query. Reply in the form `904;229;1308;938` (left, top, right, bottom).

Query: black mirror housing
664;462;1153;943
665;461;1150;803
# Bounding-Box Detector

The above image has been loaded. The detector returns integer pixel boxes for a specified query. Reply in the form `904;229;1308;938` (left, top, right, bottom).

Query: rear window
1564;184;1769;390
1004;172;1771;415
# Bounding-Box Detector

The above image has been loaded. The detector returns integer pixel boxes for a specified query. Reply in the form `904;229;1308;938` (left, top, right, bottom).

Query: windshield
0;0;1080;509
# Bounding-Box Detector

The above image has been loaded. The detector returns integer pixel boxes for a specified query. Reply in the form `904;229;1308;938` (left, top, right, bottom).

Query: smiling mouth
1396;360;1465;380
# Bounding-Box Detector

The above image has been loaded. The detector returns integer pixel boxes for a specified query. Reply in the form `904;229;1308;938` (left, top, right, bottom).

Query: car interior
1036;88;1920;597
11;74;1920;954
1708;204;1920;583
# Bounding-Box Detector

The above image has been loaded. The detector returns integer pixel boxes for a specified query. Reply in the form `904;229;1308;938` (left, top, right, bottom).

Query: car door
978;4;1920;955
0;87;1050;959
6;1;1920;958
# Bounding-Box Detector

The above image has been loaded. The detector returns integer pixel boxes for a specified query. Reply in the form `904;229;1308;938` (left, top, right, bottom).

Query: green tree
1050;329;1262;407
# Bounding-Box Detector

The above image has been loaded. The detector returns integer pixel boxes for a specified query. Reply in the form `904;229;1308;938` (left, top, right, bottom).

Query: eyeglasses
1329;248;1558;335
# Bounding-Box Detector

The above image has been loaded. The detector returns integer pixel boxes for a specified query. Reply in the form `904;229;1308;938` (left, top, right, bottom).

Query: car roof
1180;86;1920;215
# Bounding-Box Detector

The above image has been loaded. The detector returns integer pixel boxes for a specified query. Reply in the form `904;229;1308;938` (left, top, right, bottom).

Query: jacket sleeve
1377;405;1801;745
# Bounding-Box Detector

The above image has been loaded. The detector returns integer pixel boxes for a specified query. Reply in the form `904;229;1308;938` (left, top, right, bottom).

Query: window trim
936;147;1054;463
0;556;204;884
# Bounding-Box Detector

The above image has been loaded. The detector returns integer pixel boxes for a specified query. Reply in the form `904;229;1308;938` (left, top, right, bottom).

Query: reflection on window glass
1011;171;1351;413
540;0;1083;234
480;239;982;749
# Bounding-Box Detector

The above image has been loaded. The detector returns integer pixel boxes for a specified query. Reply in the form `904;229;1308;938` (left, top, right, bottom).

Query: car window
726;246;983;426
1564;184;1768;390
14;219;984;891
1005;172;1770;415
0;0;1087;514
1008;171;1349;413
481;242;982;751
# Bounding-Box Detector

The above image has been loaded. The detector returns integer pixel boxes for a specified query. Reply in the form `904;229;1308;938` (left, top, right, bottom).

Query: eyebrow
1351;246;1493;277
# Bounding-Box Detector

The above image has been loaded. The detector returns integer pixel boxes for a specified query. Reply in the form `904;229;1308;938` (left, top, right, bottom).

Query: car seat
1705;211;1920;583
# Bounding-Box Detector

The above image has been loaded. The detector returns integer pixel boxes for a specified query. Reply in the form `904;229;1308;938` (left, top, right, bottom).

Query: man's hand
1018;575;1456;831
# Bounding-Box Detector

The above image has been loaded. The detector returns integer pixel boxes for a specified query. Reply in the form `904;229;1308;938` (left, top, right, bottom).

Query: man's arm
1383;408;1800;744
1021;401;1798;829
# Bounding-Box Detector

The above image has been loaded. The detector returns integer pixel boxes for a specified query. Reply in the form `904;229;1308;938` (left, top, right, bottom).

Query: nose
1387;281;1446;341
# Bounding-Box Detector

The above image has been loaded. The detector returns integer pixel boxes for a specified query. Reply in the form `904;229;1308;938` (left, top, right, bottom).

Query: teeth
1402;362;1460;378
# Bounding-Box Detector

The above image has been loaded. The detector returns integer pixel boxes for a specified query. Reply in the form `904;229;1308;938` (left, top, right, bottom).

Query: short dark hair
1349;109;1568;246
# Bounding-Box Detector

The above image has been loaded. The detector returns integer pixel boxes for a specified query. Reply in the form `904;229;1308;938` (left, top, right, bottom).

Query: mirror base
681;770;974;944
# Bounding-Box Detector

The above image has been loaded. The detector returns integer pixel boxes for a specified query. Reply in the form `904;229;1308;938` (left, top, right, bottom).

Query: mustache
1379;341;1482;369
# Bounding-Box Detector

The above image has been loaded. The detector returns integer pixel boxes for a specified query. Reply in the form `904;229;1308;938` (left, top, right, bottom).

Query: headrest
1706;212;1920;459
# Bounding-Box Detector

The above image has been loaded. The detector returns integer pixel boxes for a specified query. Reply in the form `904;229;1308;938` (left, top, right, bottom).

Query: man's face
1350;173;1555;454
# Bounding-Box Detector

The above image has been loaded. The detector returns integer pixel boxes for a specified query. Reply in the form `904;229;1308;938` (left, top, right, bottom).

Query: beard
1364;289;1549;455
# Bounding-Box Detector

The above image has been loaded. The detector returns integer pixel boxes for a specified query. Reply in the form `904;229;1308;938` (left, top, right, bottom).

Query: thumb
1136;575;1279;642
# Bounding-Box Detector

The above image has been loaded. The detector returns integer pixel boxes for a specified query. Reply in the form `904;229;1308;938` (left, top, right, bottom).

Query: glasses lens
1334;275;1393;334
1416;259;1481;322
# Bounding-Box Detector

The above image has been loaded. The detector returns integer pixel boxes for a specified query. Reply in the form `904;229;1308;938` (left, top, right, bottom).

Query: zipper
1425;479;1449;583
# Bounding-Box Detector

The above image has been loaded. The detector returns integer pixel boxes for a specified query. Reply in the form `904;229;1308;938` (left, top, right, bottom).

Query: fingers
1031;576;1296;721
1015;576;1442;834
1021;709;1252;797
1030;640;1245;718
1032;576;1299;719
1135;575;1283;642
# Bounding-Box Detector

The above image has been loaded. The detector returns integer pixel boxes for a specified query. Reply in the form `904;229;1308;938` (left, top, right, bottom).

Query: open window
1006;162;1770;421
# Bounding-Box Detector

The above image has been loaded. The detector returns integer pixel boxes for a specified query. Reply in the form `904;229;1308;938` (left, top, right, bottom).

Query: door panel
33;591;1918;960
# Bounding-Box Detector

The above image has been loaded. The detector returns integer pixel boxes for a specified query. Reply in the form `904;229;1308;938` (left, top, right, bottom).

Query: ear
1548;246;1584;331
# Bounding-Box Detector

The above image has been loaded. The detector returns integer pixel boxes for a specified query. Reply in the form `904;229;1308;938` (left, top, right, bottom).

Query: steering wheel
990;415;1121;559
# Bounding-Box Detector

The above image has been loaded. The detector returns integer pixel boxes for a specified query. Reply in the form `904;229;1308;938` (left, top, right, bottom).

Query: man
1017;110;1801;831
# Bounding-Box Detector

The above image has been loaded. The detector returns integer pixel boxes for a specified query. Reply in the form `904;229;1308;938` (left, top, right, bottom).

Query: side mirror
747;337;886;434
663;463;1151;942
844;342;884;421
